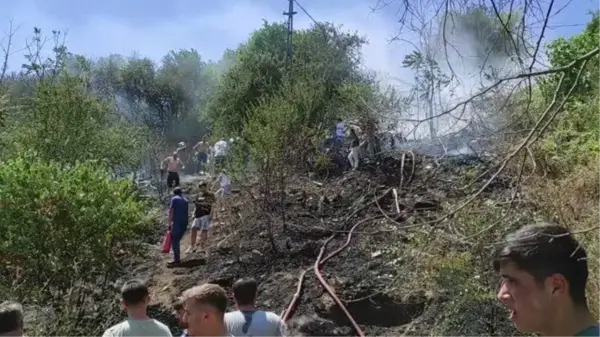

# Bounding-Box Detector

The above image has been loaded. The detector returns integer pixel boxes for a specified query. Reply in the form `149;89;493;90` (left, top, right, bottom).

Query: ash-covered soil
126;153;508;336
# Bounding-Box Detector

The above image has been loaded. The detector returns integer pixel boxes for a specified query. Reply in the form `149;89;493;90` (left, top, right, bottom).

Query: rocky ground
124;152;507;336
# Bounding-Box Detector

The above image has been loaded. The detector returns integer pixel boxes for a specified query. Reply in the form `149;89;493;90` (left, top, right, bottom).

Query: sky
1;0;597;85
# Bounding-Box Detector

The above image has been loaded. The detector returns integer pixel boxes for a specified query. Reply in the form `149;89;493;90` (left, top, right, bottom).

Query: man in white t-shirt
102;279;172;337
225;278;287;337
213;138;228;172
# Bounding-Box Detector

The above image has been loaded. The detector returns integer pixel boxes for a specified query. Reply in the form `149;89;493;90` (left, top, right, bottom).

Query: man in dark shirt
168;187;189;268
186;183;215;256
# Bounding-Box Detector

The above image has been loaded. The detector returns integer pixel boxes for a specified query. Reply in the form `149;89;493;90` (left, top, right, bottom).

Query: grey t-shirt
225;310;286;337
102;318;173;337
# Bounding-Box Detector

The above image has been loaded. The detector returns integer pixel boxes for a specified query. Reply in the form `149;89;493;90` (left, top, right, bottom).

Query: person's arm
168;199;174;229
160;157;168;170
192;142;201;152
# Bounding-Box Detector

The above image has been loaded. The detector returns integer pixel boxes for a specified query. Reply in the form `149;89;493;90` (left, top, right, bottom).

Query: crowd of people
1;224;598;337
159;118;363;190
160;136;240;189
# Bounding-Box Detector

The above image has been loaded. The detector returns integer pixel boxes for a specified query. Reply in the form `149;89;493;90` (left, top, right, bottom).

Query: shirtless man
193;137;210;175
161;152;185;188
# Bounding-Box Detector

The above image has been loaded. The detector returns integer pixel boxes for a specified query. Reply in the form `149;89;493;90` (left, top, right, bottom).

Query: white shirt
336;122;345;137
102;319;172;337
218;172;231;188
225;310;286;337
214;140;228;157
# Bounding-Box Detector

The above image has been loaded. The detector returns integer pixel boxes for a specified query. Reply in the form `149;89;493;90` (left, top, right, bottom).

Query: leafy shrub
7;74;143;169
0;153;150;334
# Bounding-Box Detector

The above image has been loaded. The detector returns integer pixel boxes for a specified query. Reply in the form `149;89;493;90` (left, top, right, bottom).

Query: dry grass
526;162;599;318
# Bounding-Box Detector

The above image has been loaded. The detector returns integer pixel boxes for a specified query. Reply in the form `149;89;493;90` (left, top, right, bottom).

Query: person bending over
168;187;189;268
347;128;360;170
102;279;172;337
494;223;599;336
225;277;287;336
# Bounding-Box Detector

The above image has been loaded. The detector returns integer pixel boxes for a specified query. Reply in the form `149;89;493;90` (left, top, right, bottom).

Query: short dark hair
493;223;588;306
0;301;24;334
182;284;228;315
121;279;149;306
173;187;183;196
232;278;258;306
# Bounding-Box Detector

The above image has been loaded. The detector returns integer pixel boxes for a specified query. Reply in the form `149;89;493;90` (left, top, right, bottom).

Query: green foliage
8;73;143;169
0;153;150;334
542;12;599;101
534;12;600;173
206;21;370;137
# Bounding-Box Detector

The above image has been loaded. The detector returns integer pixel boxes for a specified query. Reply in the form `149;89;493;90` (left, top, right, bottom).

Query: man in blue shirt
167;187;189;268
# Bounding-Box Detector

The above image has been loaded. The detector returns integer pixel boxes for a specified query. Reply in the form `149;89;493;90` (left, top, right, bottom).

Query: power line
293;0;319;27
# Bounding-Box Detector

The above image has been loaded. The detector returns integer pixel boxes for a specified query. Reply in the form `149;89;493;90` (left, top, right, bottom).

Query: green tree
9;73;143;170
206;21;370;137
542;11;599;102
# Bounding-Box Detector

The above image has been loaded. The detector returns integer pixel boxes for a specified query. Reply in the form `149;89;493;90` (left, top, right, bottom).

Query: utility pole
283;0;296;60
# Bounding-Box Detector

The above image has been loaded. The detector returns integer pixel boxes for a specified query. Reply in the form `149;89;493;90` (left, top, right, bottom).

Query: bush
5;74;143;169
0;153;151;334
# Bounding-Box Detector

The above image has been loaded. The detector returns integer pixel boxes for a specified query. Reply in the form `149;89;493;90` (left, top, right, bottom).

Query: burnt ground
127;153;512;336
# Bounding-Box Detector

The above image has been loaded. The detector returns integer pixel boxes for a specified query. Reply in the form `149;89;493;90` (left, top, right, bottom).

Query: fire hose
281;217;379;336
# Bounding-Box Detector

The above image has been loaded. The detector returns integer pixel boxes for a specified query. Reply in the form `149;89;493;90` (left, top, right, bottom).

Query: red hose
280;269;308;321
281;216;379;337
281;236;335;321
314;235;365;337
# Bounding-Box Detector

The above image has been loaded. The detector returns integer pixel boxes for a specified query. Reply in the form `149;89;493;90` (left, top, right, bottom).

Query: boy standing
494;223;599;336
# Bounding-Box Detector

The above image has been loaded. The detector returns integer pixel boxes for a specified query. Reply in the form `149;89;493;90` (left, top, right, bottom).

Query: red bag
161;230;172;253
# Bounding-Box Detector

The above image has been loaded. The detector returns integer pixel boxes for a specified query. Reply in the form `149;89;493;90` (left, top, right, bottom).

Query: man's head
337;118;342;123
232;278;258;307
0;301;24;337
181;284;228;337
173;187;183;196
120;279;150;311
173;297;188;329
493;223;589;334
